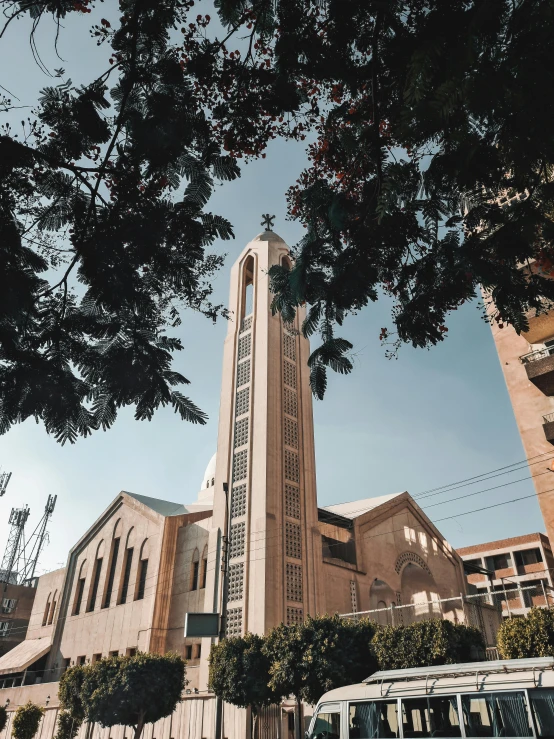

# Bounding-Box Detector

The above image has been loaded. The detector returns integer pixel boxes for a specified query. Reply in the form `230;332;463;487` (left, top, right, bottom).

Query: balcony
521;348;554;395
543;412;554;444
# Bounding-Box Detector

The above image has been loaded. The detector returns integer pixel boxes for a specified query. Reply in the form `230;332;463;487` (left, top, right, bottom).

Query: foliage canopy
371;619;484;671
3;0;554;432
58;652;186;739
11;702;44;739
497;607;554;659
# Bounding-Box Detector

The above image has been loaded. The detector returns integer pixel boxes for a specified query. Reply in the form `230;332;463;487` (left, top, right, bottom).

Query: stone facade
0;231;472;739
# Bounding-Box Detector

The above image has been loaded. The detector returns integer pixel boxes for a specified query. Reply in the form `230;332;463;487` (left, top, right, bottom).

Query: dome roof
201;452;217;490
253;230;285;243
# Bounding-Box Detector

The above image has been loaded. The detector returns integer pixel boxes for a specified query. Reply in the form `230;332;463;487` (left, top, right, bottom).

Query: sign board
184;612;220;638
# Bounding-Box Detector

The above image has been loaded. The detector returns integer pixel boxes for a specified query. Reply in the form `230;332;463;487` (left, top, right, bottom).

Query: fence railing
544;413;554;424
0;667;66;690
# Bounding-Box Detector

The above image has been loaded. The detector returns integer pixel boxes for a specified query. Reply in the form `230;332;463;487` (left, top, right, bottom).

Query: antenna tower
21;495;57;583
0;470;12;497
0;506;30;584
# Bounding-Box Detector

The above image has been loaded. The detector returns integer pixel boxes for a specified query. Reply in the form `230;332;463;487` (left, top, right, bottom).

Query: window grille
284;417;298;448
233;449;248;482
283;332;296;361
229;522;246;559
286;521;302;559
283;360;296;388
285;484;301;519
240;316;252;333
284;388;297;417
231;485;247;518
0;621;10;636
237;359;250;388
286;563;303;602
284;450;300;482
234;417;249;449
286;607;303;626
236;388;249;417
238;334;251;361
228;563;244;601
226;607;243;637
350;581;358;613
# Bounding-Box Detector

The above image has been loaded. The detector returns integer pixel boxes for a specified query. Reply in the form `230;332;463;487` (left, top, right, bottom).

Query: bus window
401;696;461;737
308;705;341;739
461;692;532;737
529;690;554;737
349;700;399;738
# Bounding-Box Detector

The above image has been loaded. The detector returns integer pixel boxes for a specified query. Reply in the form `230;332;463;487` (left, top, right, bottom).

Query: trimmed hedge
12;702;44;739
497;607;554;659
371;619;485;670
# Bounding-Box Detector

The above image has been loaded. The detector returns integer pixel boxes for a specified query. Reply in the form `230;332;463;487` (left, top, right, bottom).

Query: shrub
497;607;554;659
0;705;7;734
53;711;81;739
371;619;484;670
11;702;44;739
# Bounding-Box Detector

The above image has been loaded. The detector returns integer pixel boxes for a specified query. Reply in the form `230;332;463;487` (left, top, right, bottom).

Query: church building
0;229;470;739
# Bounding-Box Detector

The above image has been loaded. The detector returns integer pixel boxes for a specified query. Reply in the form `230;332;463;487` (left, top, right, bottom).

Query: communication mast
0;470;11;497
22;495;57;583
0;506;30;584
0;495;57;586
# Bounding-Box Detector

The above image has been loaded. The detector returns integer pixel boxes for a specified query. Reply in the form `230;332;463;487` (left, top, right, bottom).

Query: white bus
306;657;554;739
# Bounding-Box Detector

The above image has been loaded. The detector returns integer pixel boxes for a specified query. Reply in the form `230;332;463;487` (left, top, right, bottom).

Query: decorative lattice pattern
284;449;299;482
228;563;244;601
226;607;243;637
233;449;248;482
231;485;247;518
350;581;358;613
238;334;251;361
283;360;296;388
229;522;246;559
284;417;298;448
286;563;303;602
394;551;431;576
284;388;297;417
287;607;303;626
234;417;249;448
283;333;296;361
286;521;302;559
236;387;249;416
237;359;250;388
240;316;252;333
285;484;301;519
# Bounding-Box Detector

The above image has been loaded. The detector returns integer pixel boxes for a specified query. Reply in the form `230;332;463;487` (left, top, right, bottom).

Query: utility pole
215;482;230;739
24;495;57;583
0;507;30;586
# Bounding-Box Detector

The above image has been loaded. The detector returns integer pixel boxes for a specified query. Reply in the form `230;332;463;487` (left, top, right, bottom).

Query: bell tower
211;225;322;637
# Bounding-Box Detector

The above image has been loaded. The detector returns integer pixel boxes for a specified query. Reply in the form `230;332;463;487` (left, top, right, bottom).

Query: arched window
73;560;87;616
200;545;208;589
103;523;121;609
135;539;149;601
190;548;200;591
47;590;57;625
211;477;215;487
118;528;135;606
87;542;104;613
242;255;255;320
42;593;52;626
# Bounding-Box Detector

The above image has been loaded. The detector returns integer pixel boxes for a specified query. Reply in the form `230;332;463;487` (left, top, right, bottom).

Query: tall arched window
47;590;57;625
190;548;200;591
42;593;52;626
200;545;208;589
118;527;135;605
241;255;255;321
103;520;121;609
87;541;104;613
73;560;87;616
135;539;149;601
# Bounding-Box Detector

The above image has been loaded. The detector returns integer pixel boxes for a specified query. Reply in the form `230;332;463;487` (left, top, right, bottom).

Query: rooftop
458;531;550;556
321;492;405;520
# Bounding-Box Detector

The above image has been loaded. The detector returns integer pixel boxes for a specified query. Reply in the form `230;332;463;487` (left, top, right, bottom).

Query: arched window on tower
242;255;255;321
190;548;200;591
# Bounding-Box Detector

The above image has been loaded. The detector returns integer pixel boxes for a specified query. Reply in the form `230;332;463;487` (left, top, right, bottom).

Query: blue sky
0;6;545;575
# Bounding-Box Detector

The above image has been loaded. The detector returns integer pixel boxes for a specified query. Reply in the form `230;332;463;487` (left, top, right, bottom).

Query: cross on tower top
261;213;275;231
